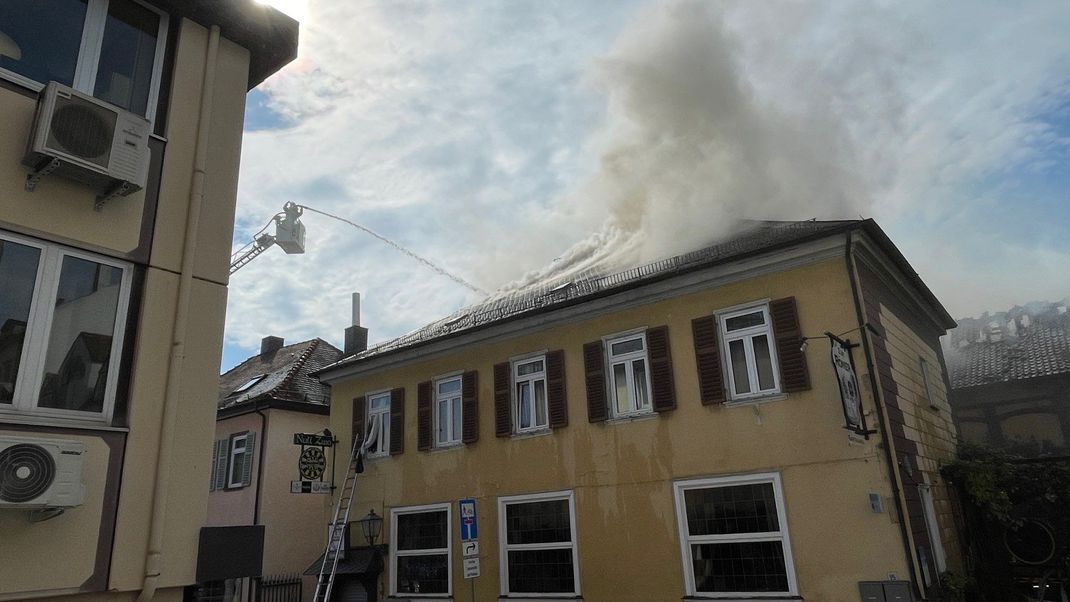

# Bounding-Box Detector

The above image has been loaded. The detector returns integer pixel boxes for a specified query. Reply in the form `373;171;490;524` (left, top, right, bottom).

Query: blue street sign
459;498;478;542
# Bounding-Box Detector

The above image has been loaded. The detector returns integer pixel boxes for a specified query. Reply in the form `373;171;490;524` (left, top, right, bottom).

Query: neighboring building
947;301;1070;456
208;336;343;601
314;219;961;601
0;2;297;601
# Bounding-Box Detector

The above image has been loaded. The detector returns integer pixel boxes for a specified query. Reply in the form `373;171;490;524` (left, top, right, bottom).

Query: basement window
0;0;169;118
498;490;580;596
0;230;132;424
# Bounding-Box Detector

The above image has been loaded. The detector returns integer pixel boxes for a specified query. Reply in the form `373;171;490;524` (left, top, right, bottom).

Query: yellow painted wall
329;258;915;600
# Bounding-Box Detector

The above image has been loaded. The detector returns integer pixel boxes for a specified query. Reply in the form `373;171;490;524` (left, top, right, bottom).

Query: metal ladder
312;418;378;602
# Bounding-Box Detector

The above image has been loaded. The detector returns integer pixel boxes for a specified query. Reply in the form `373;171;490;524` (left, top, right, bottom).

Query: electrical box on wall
23;81;150;205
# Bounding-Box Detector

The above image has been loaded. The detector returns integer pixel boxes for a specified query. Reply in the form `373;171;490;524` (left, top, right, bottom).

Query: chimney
261;335;284;356
344;292;369;356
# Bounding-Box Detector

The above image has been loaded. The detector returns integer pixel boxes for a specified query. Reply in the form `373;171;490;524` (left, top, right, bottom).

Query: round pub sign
298;446;326;480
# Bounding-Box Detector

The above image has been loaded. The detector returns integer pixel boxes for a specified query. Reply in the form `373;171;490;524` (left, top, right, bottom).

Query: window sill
389;596;452;601
499;597;583;601
682;597;801;601
512;428;553;440
0;411;127;433
430;442;464;454
724;393;787;408
605;412;657;425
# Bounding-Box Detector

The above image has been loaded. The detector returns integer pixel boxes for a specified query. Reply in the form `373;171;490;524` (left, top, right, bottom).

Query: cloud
224;0;1070;367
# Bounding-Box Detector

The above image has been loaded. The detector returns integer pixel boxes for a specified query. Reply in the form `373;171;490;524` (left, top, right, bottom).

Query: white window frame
717;303;781;402
603;329;653;418
389;502;453;598
673;472;799;598
0;0;170;121
433;373;463;447
512;353;549;434
226;433;248;489
919;357;938;409
498;489;581;598
366;389;391;458
0;230;132;425
919;476;947;573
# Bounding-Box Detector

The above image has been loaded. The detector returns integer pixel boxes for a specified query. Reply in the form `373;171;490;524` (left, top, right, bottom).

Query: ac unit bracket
24;157;61;192
95;180;135;211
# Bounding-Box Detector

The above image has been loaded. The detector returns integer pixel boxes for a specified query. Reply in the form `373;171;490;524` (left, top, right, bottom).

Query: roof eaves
315;220;863;379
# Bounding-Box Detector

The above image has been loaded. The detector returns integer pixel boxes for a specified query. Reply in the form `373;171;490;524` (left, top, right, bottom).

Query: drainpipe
253;408;268;525
138;24;220;602
844;231;922;594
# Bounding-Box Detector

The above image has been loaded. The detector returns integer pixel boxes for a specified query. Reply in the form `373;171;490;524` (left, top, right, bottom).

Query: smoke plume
499;1;872;292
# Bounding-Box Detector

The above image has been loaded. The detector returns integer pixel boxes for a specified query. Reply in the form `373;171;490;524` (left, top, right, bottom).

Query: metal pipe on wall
138;23;220;602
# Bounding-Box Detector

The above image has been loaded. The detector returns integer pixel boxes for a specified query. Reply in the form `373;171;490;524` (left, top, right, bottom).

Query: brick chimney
344;292;368;356
260;335;284;356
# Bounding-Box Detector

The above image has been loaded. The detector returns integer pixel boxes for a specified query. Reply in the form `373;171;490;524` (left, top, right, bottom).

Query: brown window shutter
494;362;511;437
352;396;367;445
646;326;676;412
583;341;607;423
390;387;405;455
417;381;432;451
770;296;811;392
462;371;479;444
692;316;726;404
547;350;568;428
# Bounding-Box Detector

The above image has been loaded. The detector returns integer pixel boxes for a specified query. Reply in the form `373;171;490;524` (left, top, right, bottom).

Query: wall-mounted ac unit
22;81;150;198
0;435;86;509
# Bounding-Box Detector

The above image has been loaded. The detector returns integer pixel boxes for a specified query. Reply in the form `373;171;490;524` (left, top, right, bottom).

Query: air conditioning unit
23;81;150;198
0;435;86;509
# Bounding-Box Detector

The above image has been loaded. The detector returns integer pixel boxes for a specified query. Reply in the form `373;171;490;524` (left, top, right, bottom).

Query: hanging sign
293;433;334;447
290;480;331;494
829;334;866;434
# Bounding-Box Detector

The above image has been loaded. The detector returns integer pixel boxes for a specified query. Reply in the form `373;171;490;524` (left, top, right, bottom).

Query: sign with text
458;498;478;542
463;557;480;579
290;480;331;494
293;433;334;447
829;334;865;433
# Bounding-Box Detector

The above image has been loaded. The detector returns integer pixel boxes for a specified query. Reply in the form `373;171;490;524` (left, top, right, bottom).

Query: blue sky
221;1;1070;372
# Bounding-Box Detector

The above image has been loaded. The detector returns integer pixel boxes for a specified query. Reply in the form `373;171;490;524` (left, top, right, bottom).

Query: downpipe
138;23;220;602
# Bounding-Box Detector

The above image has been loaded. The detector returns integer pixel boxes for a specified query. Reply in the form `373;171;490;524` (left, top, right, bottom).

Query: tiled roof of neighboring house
319;218;945;378
948;319;1070;388
218;338;342;411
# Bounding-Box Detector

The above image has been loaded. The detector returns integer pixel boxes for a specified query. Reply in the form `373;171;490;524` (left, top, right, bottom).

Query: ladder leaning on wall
312;417;380;602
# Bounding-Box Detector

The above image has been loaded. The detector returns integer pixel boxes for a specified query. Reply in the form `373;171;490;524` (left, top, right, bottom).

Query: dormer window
0;0;168;118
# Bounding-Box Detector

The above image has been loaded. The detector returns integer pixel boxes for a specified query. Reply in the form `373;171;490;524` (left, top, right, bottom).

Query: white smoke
497;1;873;292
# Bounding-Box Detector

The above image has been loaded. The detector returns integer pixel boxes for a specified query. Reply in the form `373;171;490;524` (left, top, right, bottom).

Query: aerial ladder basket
312;417;379;602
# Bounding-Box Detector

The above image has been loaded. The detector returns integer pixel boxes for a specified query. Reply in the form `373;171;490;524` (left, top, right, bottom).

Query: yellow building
0;2;297;600
317;220;961;601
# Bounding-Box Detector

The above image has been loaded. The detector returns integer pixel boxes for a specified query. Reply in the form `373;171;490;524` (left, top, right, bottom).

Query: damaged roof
218;338;342;415
319;218;946;378
948;318;1070;389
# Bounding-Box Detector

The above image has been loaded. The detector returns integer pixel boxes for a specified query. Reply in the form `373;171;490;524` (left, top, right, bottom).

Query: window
719;305;780;400
230;374;264;396
673;473;798;597
498;490;580;596
434;375;462;446
0;232;131;423
390;504;451;596
605;331;652;417
919;477;947;577
513;356;548;433
367;390;391;457
0;0;168;117
919;358;938;409
227;433;249;489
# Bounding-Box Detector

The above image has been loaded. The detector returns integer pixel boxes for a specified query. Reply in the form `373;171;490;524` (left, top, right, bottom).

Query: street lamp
357;509;383;548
